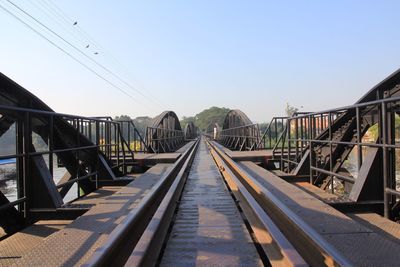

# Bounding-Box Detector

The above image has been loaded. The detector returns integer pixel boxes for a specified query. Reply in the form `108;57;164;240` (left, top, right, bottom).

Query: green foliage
180;116;195;130
259;122;269;133
114;115;132;121
181;107;230;131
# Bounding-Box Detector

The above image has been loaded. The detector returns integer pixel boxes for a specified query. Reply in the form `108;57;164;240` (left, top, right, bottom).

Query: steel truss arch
146;111;184;153
219;109;261;151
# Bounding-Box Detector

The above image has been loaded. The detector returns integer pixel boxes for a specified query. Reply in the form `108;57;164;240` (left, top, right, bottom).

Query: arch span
184;122;198;140
150;111;182;131
219;109;260;151
146;111;184;153
222;109;253;130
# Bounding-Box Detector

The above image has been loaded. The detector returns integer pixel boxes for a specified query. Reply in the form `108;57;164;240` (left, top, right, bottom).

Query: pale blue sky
1;1;400;122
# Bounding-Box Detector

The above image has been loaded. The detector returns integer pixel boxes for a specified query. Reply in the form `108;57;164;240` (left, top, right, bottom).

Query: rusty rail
206;139;353;267
84;138;199;267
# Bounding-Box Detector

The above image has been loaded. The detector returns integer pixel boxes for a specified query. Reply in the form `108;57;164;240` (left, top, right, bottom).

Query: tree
194;107;230;131
180;116;195;130
114;115;132;121
285;103;299;117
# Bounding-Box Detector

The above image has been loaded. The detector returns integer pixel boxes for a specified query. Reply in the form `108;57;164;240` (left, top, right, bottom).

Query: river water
0;159;77;204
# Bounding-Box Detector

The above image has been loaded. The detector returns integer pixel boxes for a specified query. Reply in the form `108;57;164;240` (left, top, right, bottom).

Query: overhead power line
44;0;169;109
5;0;164;111
0;3;143;106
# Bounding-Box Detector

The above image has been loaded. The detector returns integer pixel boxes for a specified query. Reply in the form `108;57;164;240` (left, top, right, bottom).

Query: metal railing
0;105;134;218
117;120;148;153
145;127;185;153
90;117;148;153
218;124;261;151
255;116;288;150
278;112;341;172
272;97;400;218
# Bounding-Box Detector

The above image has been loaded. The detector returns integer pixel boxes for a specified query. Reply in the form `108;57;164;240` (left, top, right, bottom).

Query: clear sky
1;1;400;122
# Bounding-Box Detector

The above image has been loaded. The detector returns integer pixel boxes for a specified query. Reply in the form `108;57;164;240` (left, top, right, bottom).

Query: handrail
255;116;288;150
285;95;400;120
0;104;137;218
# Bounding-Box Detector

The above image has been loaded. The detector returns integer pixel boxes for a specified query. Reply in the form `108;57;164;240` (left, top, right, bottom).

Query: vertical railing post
295;117;299;171
287;118;292;172
356;107;362;171
16;116;24;215
49;115;54;178
382;102;389;218
23;112;31;219
328;112;333;193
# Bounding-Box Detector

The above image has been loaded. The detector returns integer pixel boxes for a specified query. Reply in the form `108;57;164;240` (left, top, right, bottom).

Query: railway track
83;137;351;267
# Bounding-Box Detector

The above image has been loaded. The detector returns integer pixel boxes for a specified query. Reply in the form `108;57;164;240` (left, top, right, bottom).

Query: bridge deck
211;142;272;162
226;149;273;162
239;161;400;266
160;140;263;266
0;186;125;267
133;153;181;165
293;181;345;203
8;164;172;266
175;140;195;153
0;220;71;267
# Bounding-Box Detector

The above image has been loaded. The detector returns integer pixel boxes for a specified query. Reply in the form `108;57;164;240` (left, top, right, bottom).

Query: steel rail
207;139;353;267
207;139;307;267
83;138;199;267
124;138;200;266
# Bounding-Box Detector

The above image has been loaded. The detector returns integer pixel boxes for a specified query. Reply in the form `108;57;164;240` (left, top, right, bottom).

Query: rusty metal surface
226;149;273;162
84;139;198;267
124;139;199;266
10;164;172;267
66;186;123;208
0;220;72;266
133;152;181;165
347;212;400;242
175;141;195;153
160;140;262;266
293;182;344;203
209;140;306;266
239;161;400;266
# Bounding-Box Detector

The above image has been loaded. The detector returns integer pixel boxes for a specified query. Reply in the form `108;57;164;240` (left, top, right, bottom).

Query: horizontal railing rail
270;96;400;219
0;105;135;218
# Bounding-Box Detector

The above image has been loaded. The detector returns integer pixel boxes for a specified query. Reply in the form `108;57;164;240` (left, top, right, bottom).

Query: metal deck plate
0;220;72;267
226;150;273;162
239;161;400;266
133;153;182;165
10;164;172;267
293;181;345;203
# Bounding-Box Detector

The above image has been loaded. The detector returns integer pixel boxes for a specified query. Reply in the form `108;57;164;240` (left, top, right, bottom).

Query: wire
27;0;89;48
0;3;143;106
6;0;164;111
44;0;169;109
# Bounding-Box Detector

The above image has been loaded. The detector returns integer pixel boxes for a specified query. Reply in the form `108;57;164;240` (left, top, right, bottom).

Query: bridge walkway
239;161;400;266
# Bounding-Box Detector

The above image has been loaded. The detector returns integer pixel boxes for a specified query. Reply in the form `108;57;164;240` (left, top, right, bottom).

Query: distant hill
180;107;230;131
